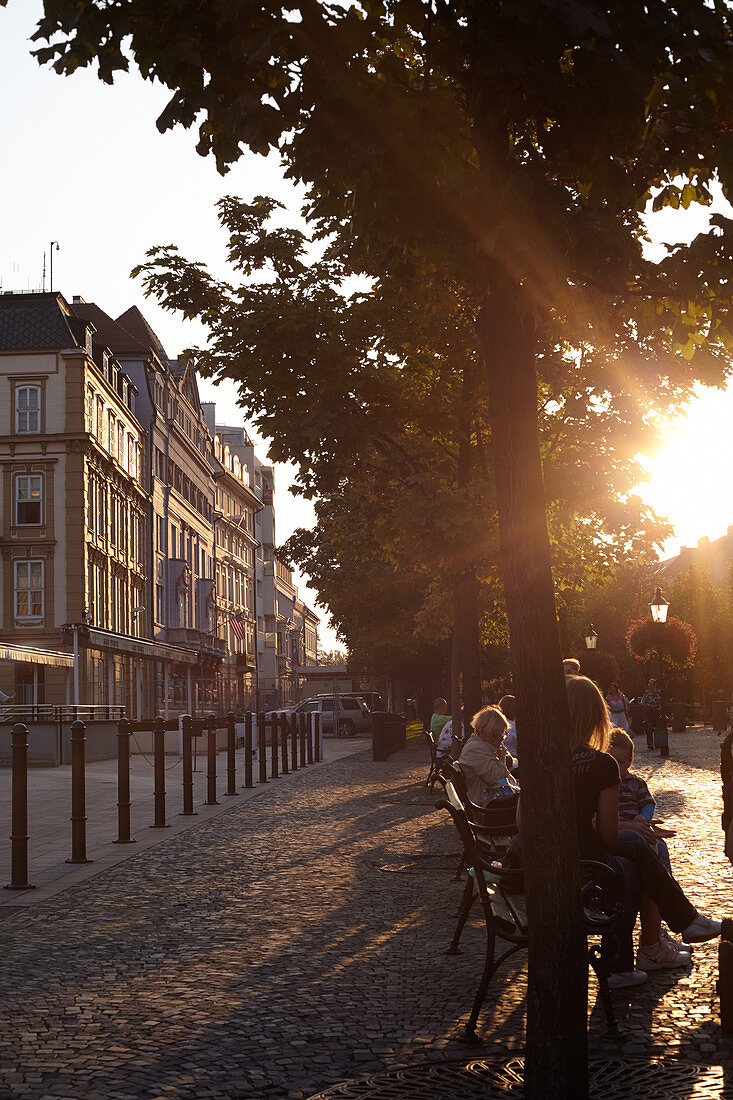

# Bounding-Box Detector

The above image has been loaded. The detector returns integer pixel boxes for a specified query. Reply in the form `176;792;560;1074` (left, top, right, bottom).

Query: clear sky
2;0;732;632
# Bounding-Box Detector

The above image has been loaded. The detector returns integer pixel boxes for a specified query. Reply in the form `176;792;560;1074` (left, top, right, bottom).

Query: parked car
268;695;371;737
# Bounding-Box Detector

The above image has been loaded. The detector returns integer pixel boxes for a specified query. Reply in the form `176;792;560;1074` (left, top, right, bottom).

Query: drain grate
306;1057;733;1099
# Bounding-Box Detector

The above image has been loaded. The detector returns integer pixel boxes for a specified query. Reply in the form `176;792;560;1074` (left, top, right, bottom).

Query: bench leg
447;878;476;955
589;944;624;1038
461;926;497;1043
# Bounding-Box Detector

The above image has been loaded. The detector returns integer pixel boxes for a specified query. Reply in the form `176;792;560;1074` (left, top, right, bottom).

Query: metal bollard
270;715;279;779
280;713;289;774
225;711;238;796
180;715;197;816
244;712;254;789
299;711;307;767
66;720;92;863
315;713;321;761
150;716;169;829
258;712;268;783
114;718;136;843
307;712;314;765
286;712;294;765
4;723;35;890
205;713;219;805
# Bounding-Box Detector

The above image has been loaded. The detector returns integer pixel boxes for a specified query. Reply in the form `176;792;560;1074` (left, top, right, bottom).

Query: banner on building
167;559;190;628
197;578;216;634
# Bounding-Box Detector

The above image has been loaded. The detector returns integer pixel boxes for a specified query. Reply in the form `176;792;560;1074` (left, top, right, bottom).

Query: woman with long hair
566;675;720;989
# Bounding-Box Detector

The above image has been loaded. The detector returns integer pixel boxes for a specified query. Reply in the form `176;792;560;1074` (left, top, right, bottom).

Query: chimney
698;535;710;549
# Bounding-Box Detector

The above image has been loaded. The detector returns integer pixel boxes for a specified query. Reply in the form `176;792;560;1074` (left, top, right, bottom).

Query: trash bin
629;703;645;736
670;702;687;733
712;699;729;733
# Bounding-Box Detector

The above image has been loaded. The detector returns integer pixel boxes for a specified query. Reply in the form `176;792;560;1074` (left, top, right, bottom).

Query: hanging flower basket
625;616;697;670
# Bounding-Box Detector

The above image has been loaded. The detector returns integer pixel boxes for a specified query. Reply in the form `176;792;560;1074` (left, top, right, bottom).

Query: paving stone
0;730;730;1098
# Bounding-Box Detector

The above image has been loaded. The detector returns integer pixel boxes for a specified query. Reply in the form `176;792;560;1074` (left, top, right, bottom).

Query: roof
0;293;79;351
116;305;169;361
660;526;733;584
73;302;148;357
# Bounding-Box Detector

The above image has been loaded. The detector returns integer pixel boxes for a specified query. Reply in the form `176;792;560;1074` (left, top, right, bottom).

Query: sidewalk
0;735;371;907
0;726;731;1099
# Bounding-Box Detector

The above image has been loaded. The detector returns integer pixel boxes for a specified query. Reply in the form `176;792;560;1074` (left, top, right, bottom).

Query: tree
25;3;733;1093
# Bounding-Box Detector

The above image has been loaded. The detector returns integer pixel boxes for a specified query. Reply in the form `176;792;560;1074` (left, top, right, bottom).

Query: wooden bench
437;776;625;1042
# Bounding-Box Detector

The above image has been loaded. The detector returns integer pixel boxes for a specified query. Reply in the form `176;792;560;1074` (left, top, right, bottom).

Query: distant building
659;527;733;585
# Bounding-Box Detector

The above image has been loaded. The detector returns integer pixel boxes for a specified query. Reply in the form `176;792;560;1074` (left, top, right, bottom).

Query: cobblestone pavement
0;728;731;1099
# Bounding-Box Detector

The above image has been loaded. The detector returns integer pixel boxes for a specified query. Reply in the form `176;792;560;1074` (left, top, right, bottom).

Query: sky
1;0;733;628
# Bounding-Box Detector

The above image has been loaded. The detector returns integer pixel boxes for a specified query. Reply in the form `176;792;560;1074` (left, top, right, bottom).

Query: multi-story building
211;417;319;708
203;410;260;711
0;292;152;713
0;291;319;717
72;300;225;716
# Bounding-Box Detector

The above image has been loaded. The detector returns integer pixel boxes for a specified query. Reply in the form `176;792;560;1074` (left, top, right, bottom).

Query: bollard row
4;711;324;886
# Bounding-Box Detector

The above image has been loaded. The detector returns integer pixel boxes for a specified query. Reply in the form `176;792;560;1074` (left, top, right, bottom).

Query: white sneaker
682;915;722;943
637;940;692;971
661;928;692;952
607;969;649;989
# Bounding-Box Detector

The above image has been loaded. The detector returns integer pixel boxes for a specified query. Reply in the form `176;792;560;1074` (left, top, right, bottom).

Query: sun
639;384;733;557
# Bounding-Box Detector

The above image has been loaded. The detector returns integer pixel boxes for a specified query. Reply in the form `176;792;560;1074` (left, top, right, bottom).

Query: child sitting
607;727;690;958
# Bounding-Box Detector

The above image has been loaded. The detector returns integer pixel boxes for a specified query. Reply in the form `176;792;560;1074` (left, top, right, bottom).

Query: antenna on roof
42;251;46;292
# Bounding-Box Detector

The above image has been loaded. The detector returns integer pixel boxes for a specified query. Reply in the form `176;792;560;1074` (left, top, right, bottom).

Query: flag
230;613;245;640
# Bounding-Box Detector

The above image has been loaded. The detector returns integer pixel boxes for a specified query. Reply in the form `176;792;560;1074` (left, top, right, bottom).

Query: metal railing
0;703;126;724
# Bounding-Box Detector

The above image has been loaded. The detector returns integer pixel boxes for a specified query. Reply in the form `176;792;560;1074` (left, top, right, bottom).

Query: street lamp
650;587;669;624
584;624;598;651
649;588;670;757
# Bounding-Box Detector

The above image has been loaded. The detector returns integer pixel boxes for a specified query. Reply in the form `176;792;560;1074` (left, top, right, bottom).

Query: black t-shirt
572;745;620;857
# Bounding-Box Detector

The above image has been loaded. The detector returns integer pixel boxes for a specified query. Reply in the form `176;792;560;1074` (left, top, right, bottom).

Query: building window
15;475;43;525
118;423;124;462
15;385;41;434
108;412;116;460
14;560;44;619
86;386;94;432
96;397;105;445
156;582;164;625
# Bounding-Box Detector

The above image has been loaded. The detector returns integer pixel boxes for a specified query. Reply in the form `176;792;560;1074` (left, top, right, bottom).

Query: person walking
605;682;631;734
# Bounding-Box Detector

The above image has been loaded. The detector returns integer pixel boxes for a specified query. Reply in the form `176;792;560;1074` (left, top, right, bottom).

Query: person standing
641;678;662;750
605;683;631;734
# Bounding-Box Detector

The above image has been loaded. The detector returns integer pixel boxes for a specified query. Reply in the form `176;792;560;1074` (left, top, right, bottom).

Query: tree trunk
479;283;589;1098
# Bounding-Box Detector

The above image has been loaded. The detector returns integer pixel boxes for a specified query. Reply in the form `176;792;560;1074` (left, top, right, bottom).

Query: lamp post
649;588;670;757
584;624;598;651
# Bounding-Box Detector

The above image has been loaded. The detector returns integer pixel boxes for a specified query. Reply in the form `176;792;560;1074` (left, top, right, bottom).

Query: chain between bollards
258;712;268;783
290;713;298;772
114;718;136;844
66;720;92;864
299;711;307;767
244;712;254;789
180;715;197;816
225;712;238;796
205;713;219;805
307;712;314;764
270;714;279;779
150;716;170;829
4;722;35;890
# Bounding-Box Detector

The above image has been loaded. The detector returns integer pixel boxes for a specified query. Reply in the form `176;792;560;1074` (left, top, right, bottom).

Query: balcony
236;651;256;669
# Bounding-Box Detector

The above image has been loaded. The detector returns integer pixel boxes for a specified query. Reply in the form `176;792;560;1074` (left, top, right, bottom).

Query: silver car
289;695;372;737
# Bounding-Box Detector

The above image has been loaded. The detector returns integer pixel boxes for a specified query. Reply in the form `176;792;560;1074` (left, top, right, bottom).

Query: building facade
0;292;319;717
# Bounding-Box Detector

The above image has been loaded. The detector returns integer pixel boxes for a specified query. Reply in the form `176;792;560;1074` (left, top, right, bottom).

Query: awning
85;627;200;666
0;644;74;669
